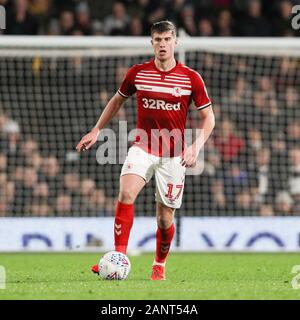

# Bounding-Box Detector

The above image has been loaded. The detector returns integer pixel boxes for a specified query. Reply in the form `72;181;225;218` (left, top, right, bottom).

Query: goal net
0;36;299;217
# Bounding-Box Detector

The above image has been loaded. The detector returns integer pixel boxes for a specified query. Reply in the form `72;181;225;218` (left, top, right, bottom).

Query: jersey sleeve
191;71;212;110
118;65;137;98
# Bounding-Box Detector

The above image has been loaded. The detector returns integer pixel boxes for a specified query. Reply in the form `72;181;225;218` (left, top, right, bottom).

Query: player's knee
157;212;174;229
118;189;137;204
156;203;175;228
157;216;173;229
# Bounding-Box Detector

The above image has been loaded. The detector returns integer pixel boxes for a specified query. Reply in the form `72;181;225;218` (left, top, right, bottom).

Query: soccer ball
98;251;131;280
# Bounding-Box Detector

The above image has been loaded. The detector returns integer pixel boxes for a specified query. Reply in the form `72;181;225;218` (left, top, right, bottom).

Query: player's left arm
181;106;215;167
181;71;215;167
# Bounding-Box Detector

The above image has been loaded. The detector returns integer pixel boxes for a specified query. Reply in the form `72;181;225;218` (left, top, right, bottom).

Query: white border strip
135;84;191;95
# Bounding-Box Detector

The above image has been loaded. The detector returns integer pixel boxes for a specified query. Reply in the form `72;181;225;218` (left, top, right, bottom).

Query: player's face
151;31;177;62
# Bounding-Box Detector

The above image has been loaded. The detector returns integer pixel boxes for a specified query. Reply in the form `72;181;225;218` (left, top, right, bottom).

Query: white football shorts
121;145;186;208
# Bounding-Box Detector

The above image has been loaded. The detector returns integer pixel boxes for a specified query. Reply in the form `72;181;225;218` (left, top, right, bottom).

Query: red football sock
114;201;134;254
155;223;175;264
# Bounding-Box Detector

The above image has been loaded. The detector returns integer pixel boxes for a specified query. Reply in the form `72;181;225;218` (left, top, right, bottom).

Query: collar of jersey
151;59;180;74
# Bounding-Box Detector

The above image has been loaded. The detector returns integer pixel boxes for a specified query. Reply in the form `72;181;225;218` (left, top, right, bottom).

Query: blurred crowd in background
0;51;300;217
0;121;117;217
0;0;300;37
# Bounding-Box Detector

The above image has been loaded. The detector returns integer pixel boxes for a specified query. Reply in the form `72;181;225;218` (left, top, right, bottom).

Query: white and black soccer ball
98;251;131;280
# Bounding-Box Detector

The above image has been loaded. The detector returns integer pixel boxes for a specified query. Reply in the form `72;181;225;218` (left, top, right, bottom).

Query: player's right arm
76;93;127;152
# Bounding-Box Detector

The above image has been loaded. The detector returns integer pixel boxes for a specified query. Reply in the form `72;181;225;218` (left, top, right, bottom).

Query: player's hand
76;128;99;152
180;144;200;167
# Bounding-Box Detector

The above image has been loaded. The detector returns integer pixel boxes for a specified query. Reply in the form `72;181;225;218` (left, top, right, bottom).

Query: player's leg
92;146;154;274
114;174;146;254
91;174;144;274
151;202;176;280
114;146;154;254
155;202;175;262
151;156;186;280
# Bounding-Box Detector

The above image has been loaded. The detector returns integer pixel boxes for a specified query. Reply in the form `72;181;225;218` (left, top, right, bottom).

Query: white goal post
0;36;300;56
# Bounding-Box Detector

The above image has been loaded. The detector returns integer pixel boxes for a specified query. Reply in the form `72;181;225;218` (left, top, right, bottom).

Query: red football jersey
118;59;211;157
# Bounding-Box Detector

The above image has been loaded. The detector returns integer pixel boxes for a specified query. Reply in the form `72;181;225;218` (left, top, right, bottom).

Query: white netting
0;36;300;217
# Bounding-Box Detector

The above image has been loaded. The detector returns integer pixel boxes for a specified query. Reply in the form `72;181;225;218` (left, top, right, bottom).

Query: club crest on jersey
172;87;182;97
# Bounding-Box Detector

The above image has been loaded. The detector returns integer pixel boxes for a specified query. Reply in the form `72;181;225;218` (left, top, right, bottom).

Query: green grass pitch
0;252;300;300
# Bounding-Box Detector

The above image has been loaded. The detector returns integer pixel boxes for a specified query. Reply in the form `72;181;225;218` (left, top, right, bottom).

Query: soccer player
76;20;215;280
